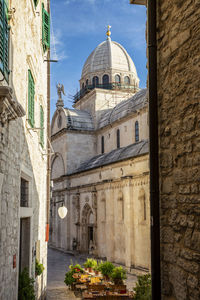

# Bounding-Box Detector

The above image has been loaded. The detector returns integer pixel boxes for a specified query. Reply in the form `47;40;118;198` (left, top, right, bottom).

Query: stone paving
46;247;138;299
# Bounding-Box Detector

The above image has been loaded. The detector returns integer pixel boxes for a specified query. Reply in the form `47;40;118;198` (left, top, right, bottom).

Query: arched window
124;76;130;84
115;74;121;84
82;82;85;89
102;74;109;87
92;76;99;87
117;129;120;148
86;79;89;87
135;121;139;142
101;136;104;154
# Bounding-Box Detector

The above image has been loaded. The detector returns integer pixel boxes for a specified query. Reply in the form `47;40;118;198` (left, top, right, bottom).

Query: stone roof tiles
68;139;149;175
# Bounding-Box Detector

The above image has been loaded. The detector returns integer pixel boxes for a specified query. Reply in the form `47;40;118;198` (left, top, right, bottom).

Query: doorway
19;217;31;274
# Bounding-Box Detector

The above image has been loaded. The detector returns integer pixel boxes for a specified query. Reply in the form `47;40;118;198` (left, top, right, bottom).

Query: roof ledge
0;86;25;125
130;0;146;5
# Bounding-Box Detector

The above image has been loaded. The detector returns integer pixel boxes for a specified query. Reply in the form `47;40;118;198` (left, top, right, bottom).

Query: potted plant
111;266;127;285
64;270;76;289
18;268;35;300
35;259;44;277
97;261;114;280
64;263;84;289
83;258;97;272
133;274;152;300
69;263;84;274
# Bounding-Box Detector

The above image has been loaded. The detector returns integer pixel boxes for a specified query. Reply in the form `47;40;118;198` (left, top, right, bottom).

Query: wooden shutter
28;70;35;127
40;105;44;147
42;4;50;50
0;0;9;81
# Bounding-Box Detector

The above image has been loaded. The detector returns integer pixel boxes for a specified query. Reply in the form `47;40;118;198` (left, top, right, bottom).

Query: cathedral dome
81;38;137;78
74;28;140;103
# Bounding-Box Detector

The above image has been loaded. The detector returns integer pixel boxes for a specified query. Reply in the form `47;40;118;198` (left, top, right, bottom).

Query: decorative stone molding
0;86;25;125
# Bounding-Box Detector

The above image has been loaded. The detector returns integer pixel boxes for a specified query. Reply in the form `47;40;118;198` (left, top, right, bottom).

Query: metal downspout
46;0;51;242
147;0;161;299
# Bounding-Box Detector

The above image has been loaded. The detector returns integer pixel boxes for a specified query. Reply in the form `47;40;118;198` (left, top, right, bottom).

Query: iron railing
74;83;139;103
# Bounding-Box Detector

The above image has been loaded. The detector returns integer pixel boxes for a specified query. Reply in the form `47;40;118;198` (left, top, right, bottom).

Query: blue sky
50;0;147;118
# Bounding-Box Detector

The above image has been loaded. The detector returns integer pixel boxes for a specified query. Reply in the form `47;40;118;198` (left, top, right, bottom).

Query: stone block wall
157;1;200;299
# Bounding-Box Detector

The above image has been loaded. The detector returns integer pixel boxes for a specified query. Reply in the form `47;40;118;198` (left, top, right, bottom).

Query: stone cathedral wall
157;1;200;299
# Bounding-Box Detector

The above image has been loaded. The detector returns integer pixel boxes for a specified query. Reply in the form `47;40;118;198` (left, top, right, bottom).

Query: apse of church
50;28;150;271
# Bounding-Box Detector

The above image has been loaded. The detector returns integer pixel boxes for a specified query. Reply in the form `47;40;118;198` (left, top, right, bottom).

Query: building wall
157;2;200;300
0;1;48;299
96;108;148;154
51;154;151;271
74;88;136;128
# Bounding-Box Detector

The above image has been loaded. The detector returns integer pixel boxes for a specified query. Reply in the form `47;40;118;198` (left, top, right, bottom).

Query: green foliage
64;270;75;286
98;261;115;277
83;258;97;269
69;263;84;273
18;268;35;300
35;259;44;277
111;266;127;283
133;274;152;300
64;262;84;287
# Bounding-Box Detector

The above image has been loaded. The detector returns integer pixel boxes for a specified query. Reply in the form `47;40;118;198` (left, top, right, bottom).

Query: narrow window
33;0;39;7
92;76;99;87
117;129;120;148
82;82;85;89
102;74;109;87
135;121;139;142
101;136;104;154
28;70;35;127
115;74;121;84
42;3;50;52
0;0;9;81
40;105;44;147
124;76;130;84
20;178;29;207
86;79;89;87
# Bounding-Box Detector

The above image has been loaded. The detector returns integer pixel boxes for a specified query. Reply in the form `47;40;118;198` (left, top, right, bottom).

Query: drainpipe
45;0;51;242
130;0;161;299
147;1;161;299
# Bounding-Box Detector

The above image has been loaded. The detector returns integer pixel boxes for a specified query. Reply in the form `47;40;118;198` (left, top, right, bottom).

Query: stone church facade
51;29;151;271
0;1;50;299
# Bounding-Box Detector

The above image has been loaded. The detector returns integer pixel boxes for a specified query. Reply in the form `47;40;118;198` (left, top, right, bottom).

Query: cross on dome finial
106;25;111;39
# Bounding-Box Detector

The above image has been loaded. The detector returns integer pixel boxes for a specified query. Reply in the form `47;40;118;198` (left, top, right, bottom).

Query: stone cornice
0;86;25;125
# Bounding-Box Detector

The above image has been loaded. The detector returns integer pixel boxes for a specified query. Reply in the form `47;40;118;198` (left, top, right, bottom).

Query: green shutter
0;0;9;81
42;4;50;51
40;105;44;147
28;70;35;128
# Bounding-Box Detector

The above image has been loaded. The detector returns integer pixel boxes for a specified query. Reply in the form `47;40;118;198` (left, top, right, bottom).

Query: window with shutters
40;105;44;147
42;3;50;52
28;70;35;128
0;0;9;81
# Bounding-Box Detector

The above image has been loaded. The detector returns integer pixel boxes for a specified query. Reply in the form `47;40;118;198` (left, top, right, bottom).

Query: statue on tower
56;83;65;109
56;83;66;100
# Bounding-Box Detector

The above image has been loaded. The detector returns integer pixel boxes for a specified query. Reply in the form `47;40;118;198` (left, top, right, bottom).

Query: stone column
124;179;133;268
106;184;115;261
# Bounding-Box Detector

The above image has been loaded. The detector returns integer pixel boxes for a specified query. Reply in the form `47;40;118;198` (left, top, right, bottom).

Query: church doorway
81;203;95;253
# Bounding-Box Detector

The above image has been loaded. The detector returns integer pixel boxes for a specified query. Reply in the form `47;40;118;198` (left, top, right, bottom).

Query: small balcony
73;83;139;103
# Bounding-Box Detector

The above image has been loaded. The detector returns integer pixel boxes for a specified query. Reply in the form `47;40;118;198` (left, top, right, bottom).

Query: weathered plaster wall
157;1;200;299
